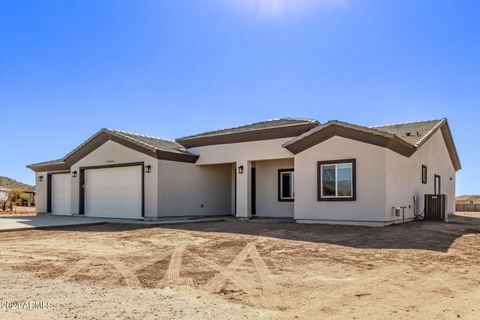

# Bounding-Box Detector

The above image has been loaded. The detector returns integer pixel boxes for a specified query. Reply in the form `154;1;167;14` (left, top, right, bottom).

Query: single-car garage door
84;165;142;219
51;173;71;215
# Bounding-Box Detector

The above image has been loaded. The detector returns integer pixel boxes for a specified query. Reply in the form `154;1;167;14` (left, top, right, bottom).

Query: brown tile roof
28;128;198;171
371;119;445;147
27;117;461;172
97;129;191;156
283;118;460;171
177;118;319;140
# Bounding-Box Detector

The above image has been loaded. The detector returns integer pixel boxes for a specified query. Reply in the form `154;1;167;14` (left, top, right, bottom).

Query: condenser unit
424;194;447;221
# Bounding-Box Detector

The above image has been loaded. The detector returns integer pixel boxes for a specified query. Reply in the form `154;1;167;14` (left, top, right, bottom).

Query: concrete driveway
0;215;105;231
0;215;230;232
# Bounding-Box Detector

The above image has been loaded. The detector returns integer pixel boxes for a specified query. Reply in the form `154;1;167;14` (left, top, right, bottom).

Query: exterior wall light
38;175;43;182
145;165;152;173
238;165;244;174
71;171;78;178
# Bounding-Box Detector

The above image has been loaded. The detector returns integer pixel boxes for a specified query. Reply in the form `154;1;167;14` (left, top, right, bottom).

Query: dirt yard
0;214;479;320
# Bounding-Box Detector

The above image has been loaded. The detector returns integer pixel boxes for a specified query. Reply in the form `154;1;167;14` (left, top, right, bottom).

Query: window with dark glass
317;159;356;201
422;165;427;184
278;169;294;201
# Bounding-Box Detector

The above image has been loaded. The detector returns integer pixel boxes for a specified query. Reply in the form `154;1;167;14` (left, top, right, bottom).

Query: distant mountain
0;176;34;192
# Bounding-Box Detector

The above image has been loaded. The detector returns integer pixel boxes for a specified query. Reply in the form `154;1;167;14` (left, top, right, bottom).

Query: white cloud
228;0;346;18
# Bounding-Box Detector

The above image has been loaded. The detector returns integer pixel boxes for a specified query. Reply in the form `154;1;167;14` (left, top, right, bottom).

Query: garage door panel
84;165;142;219
51;173;71;215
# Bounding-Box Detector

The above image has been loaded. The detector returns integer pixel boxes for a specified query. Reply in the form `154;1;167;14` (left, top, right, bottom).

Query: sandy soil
0;213;479;319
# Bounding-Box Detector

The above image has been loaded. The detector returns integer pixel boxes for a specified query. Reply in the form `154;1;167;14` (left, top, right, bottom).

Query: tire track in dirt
206;246;250;293
106;258;142;289
64;256;144;289
160;246;193;286
187;250;261;307
130;248;174;273
247;243;283;309
63;256;99;278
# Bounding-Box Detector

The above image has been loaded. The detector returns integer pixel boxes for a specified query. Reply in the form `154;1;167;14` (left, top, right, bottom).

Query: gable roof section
375;119;460;171
283;119;461;171
371;119;444;147
27;129;199;172
283;120;417;156
176;118;319;148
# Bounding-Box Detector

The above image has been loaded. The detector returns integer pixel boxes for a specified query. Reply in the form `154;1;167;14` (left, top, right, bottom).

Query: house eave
283;121;417;157
176;123;319;149
27;130;200;173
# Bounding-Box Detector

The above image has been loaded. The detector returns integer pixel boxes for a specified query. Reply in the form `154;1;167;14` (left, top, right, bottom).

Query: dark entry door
251;167;256;216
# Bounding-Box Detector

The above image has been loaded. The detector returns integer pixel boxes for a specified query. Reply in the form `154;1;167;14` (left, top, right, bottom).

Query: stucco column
235;161;251;219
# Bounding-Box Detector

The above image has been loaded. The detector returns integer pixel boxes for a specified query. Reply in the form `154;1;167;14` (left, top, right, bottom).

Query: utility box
392;207;401;217
425;194;447;221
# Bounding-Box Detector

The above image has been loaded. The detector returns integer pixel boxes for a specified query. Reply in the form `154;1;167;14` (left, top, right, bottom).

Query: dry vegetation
0;206;37;216
0;213;479;319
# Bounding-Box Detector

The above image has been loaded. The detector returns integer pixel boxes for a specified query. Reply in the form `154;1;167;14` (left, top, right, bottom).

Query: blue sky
0;0;478;195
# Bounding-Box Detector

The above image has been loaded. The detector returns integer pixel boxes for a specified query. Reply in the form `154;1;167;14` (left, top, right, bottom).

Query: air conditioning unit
392;207;401;217
424;194;447;221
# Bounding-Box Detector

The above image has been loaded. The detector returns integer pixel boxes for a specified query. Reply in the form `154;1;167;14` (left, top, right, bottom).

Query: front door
251;167;256;216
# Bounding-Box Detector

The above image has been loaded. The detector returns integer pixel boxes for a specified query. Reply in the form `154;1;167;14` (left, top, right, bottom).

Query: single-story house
27;118;461;226
456;195;480;204
456;195;480;212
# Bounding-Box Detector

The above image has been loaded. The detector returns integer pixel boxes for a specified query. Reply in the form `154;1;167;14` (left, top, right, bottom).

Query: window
278;169;294;201
434;174;441;195
422;165;427;184
317;159;356;201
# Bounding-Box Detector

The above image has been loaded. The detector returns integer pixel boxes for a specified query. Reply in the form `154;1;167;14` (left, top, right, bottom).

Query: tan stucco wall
190;138;294;165
34;140;231;219
71;140;159;218
157;160;232;217
255;158;294;218
294;136;387;224
189;138;295;218
35;172;48;213
385;130;456;221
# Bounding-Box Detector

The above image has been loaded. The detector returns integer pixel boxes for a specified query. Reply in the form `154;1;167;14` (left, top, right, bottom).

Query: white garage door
51;173;72;215
84;165;142;219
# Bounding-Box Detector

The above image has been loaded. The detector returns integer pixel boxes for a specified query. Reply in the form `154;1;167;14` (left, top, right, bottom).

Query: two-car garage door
84;165;143;219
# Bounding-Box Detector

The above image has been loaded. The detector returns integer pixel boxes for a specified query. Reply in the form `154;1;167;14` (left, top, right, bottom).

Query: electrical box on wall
392;207;401;217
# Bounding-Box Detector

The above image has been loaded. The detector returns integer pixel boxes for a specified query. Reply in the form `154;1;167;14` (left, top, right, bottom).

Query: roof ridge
109;130;157;150
178;117;319;140
370;118;444;129
211;117;318;130
108;128;179;144
412;119;446;148
325;120;399;137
